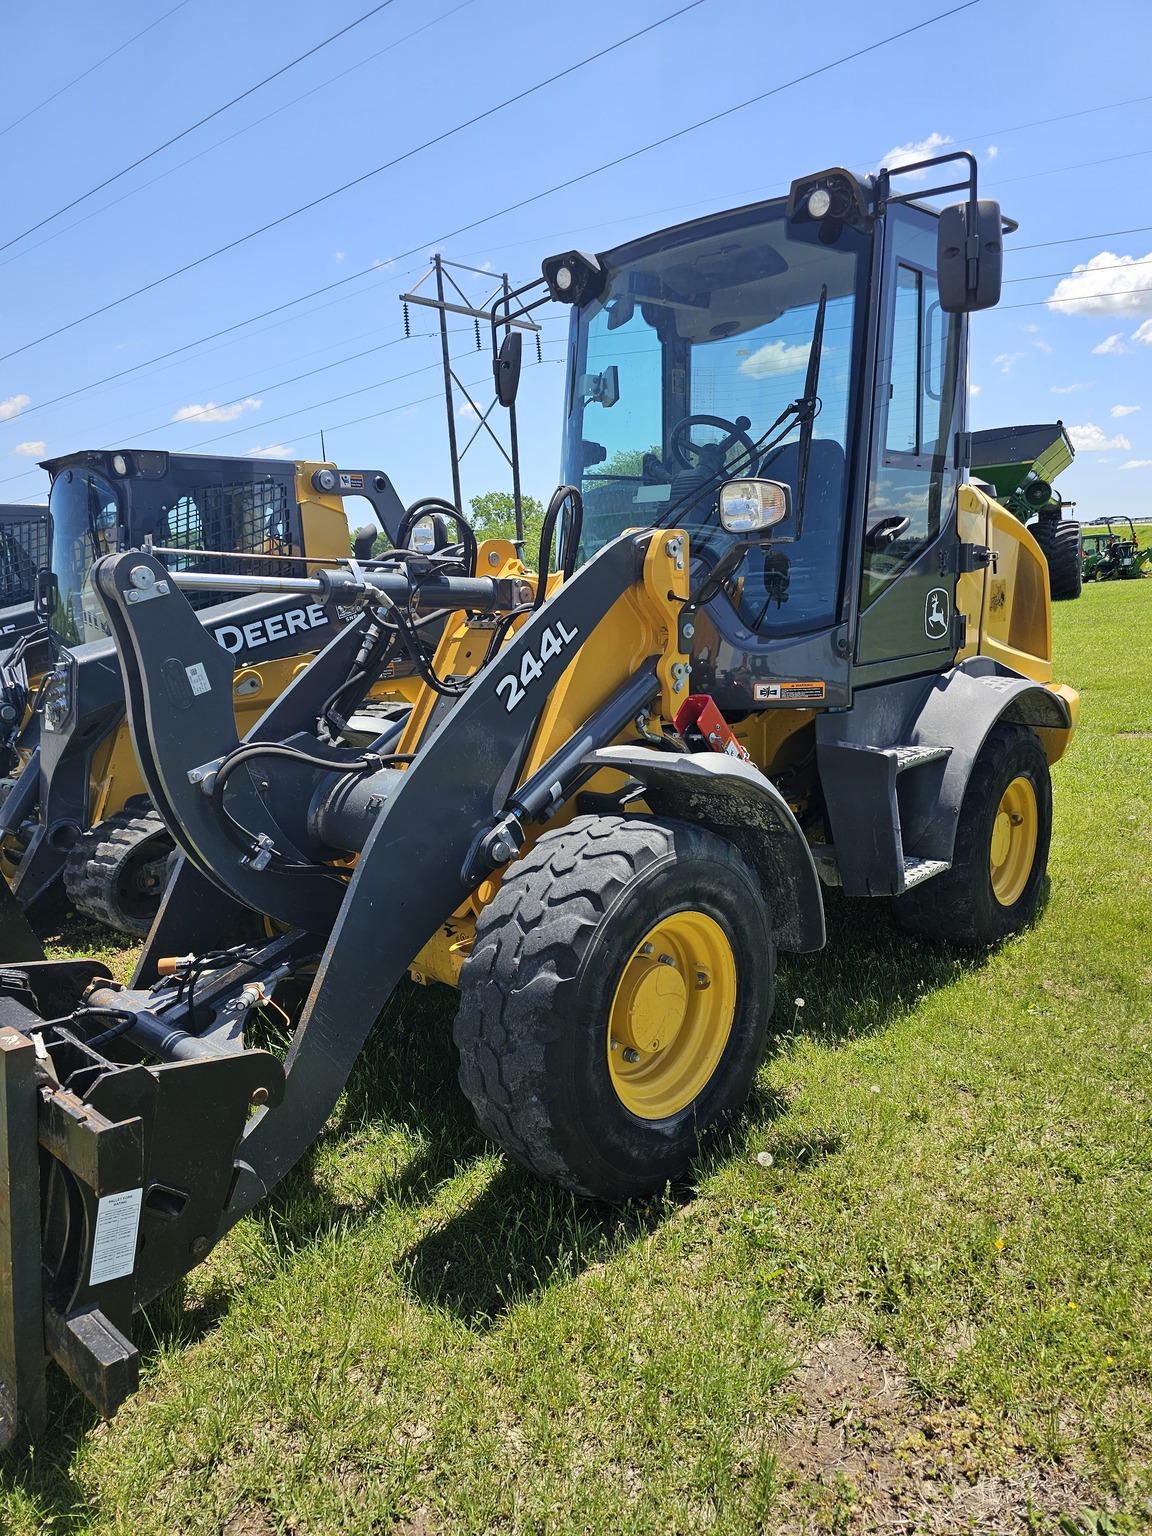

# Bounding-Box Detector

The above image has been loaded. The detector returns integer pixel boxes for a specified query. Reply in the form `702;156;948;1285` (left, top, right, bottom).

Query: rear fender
896;660;1073;865
582;744;825;954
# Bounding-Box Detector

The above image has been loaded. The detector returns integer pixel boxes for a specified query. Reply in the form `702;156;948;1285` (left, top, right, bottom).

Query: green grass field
3;581;1151;1535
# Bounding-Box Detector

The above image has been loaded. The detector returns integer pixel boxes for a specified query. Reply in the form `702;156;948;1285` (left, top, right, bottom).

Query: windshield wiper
785;283;827;539
655;293;829;538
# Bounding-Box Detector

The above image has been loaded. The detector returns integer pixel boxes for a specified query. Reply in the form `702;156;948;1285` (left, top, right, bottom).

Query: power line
0;0;194;141
1004;256;1152;285
0;0;480;273
0;0;403;256
1000;283;1152;312
1013;224;1152;253
0;0;706;363
0;0;974;366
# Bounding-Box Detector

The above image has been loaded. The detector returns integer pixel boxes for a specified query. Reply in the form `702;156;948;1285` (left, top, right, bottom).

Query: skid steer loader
0;151;1080;1443
0;450;410;933
0;505;50;642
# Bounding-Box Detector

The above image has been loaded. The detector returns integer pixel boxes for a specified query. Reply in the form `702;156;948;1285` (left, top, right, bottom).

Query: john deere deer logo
924;587;950;639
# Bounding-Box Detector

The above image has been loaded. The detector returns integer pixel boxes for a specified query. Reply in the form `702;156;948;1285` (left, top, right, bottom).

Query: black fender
582;744;826;954
816;658;1075;886
903;659;1072;864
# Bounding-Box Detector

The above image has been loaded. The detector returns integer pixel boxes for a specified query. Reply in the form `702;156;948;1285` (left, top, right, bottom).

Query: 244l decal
496;620;580;711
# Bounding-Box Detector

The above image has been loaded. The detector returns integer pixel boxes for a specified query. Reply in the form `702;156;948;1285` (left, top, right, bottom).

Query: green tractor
1081;517;1151;582
971;422;1081;600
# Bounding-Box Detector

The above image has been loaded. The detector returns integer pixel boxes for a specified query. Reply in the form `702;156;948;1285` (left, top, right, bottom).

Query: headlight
718;478;791;535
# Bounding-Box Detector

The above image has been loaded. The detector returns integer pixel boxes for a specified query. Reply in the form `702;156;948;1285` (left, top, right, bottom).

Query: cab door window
863;246;960;607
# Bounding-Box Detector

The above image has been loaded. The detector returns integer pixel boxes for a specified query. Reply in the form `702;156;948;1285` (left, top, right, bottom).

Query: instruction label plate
185;662;211;696
754;680;826;702
89;1188;144;1286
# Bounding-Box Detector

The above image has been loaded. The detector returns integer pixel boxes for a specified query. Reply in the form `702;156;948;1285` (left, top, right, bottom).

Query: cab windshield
560;201;871;635
48;468;121;644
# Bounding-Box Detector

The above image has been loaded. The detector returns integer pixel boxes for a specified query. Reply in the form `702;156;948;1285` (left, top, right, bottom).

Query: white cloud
987;144;999;159
1121;459;1152;470
994;351;1024;374
0;393;30;421
456;401;478;419
736;341;811;382
1051;383;1087;394
1111;404;1141;417
1133;318;1152;346
333;251;345;263
969;383;981;396
1047;251;1152;316
878;131;952;181
171;396;261;424
1066;423;1132;453
1092;332;1127;355
9;440;45;457
245;444;289;458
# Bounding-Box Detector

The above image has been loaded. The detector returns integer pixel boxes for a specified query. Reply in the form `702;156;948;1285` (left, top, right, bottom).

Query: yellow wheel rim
989;775;1039;907
607;910;737;1120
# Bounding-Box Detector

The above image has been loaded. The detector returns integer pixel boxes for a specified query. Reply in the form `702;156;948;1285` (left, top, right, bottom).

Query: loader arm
0;526;689;1440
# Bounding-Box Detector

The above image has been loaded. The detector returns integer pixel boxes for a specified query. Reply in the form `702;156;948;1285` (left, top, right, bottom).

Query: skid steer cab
0;504;51;643
0;451;414;937
0;151;1080;1444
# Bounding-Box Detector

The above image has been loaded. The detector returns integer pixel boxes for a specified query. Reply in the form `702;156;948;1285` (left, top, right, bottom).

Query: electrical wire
0;0;195;141
0;0;480;273
0;0;404;255
0;0;709;364
0;0;998;430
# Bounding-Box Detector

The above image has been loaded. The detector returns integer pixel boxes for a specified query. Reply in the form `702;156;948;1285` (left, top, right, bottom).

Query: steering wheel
669;414;759;476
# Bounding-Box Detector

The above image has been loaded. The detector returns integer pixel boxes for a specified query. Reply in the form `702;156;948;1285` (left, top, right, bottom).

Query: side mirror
937;200;1003;313
352;526;378;561
494;330;523;408
33;567;57;620
718;478;791;538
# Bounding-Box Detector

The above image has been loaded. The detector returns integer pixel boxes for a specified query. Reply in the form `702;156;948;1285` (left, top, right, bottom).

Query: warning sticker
185;662;211;696
339;472;365;490
754;680;826;702
89;1188;144;1286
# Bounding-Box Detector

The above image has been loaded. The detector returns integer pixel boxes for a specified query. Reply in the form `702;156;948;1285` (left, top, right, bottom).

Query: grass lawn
2;581;1151;1534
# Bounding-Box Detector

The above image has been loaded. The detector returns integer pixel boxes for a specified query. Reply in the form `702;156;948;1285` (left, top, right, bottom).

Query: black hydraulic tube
510;663;660;822
162;565;529;613
86;986;237;1063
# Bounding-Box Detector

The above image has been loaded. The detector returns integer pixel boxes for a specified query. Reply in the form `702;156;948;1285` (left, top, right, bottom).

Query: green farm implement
971;422;1081;600
1081;518;1151;582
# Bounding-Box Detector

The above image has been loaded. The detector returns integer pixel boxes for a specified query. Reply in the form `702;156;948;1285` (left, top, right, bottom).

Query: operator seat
735;437;847;632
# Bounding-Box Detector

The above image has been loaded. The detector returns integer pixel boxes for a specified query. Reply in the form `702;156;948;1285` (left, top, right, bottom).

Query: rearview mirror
937;200;1003;313
494;330;522;408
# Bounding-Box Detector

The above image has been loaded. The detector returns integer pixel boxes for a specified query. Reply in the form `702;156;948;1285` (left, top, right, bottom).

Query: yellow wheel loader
0;151;1079;1442
0;451;416;935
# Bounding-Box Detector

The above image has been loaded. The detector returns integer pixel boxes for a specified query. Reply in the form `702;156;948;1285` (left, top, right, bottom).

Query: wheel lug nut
696;970;710;989
622;1047;640;1063
658;953;675;967
639;942;653;956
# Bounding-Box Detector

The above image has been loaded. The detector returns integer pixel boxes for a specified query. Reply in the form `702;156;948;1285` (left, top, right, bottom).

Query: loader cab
551;157;1003;710
42;450;402;648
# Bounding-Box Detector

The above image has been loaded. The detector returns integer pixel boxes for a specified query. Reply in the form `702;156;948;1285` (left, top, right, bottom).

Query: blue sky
1;0;1150;521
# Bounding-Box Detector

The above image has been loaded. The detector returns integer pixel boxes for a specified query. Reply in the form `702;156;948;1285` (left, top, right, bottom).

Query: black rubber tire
454;814;775;1201
63;808;175;937
1032;516;1082;601
894;723;1052;948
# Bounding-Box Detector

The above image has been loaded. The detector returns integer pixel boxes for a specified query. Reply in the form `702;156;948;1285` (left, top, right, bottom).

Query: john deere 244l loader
0;150;1079;1442
0;450;408;933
